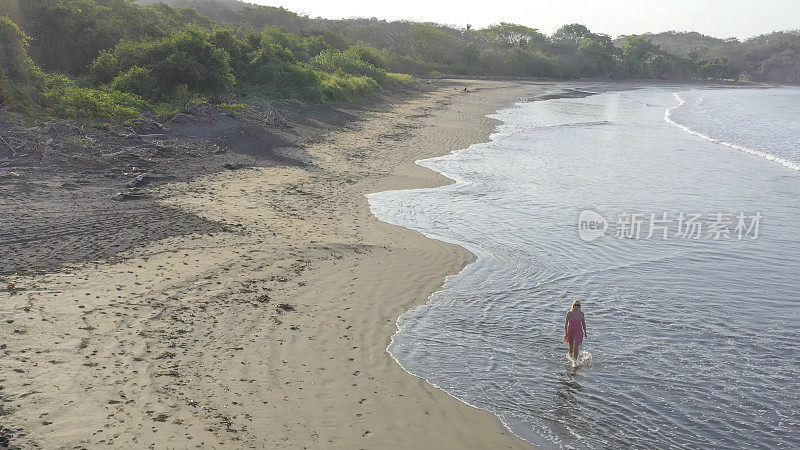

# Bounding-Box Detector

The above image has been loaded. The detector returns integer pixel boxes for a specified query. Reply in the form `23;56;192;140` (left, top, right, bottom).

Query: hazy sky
250;0;800;39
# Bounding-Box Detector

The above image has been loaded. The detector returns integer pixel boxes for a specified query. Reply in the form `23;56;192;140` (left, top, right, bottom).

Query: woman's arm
565;313;569;335
581;311;587;337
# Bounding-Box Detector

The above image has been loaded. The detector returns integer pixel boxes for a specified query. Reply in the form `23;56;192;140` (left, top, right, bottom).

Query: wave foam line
664;92;800;171
366;100;549;448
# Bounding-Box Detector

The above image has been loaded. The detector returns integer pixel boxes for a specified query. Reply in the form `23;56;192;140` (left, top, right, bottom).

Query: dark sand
0;87;423;275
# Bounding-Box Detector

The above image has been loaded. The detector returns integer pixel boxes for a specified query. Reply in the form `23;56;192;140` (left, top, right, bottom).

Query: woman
563;300;587;360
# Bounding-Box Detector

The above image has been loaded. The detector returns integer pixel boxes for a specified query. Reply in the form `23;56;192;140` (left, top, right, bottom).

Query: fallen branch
0;135;16;156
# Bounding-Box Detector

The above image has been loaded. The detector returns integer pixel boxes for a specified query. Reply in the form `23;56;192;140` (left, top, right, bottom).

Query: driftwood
127;172;150;188
0;119;85;158
112;190;147;201
0;134;17;156
262;103;288;126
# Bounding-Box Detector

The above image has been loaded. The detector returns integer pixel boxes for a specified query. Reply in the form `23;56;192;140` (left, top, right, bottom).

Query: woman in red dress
563;300;587;360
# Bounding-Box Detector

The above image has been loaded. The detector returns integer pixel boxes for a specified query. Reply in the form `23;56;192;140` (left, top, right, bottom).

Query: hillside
2;0;799;124
614;31;730;58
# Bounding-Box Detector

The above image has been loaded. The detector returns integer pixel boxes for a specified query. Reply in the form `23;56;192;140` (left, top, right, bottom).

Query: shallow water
368;86;800;448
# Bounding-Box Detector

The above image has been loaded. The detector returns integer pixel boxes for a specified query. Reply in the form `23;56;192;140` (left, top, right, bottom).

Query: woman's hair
570;300;581;312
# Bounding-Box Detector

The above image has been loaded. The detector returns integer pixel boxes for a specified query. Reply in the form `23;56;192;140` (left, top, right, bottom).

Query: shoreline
0;79;540;448
368;82;625;448
368;81;795;448
1;80;643;448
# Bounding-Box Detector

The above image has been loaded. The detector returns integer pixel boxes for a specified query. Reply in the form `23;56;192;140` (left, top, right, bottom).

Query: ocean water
367;86;800;448
666;87;800;171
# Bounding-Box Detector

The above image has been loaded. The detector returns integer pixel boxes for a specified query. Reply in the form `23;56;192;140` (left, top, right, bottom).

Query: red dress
564;313;584;347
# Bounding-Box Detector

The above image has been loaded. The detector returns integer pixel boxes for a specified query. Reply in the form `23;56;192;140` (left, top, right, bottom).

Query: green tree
483;23;548;49
553;23;591;49
621;35;662;78
578;35;614;76
407;23;460;66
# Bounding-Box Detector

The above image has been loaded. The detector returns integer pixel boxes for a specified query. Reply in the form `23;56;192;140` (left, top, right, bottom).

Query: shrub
1;17;144;120
317;71;379;102
384;72;414;85
303;33;344;59
209;28;253;74
110;66;158;99
90;27;235;101
312;48;388;84
348;45;388;70
0;79;41;116
0;0;215;75
385;52;438;76
0;16;43;114
0;16;38;82
41;74;147;119
248;41;297;68
243;60;380;102
220;103;246;113
151;101;181;119
89;51;123;84
244;59;323;101
261;26;307;61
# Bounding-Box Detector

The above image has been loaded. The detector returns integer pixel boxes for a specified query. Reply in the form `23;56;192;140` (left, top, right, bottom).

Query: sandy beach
1;79;585;448
1;0;796;445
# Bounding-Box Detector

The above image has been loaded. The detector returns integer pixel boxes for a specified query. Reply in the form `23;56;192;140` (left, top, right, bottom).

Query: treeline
0;0;408;121
148;0;798;83
138;1;739;80
1;0;797;122
619;30;800;84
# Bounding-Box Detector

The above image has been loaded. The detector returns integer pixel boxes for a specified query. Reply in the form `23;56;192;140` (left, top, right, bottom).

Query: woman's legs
569;342;579;359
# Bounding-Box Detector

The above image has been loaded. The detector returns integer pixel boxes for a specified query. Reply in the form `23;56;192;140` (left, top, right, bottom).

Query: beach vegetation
90;26;235;101
219;102;246;113
3;0;799;123
0;16;147;120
